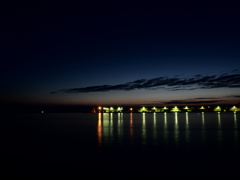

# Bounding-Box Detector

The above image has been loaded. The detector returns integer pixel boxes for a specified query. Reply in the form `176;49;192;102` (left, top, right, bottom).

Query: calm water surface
1;112;240;179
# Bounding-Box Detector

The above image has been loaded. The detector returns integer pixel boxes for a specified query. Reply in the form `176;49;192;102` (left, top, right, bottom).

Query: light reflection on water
142;113;146;145
186;112;189;144
174;112;179;146
97;113;102;148
201;112;205;143
218;112;222;144
129;113;133;144
3;112;240;178
97;112;239;149
234;112;238;143
153;113;157;145
117;113;123;144
164;112;168;144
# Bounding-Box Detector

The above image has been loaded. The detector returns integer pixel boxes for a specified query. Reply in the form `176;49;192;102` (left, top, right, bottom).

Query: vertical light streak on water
142;113;146;145
118;113;123;139
153;112;157;145
97;113;102;149
234;112;238;144
129;113;133;144
201;112;205;143
164;112;168;144
218;112;222;145
103;113;110;144
185;112;189;144
110;113;113;141
174;112;179;147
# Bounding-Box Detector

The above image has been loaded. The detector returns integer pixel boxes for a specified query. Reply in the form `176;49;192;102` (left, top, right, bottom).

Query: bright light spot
214;106;221;112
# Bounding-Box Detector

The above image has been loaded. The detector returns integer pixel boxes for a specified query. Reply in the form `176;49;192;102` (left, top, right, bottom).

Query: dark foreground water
1;112;240;179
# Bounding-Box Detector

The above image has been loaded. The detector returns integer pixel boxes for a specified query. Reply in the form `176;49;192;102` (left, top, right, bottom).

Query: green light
139;106;148;112
171;106;180;112
230;106;240;112
214;106;221;112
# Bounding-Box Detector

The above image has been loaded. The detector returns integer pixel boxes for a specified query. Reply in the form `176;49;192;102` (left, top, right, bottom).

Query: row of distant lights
98;106;238;110
98;106;123;110
98;106;205;109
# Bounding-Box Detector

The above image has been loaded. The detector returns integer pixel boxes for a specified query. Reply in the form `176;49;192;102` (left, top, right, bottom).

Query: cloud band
52;69;240;93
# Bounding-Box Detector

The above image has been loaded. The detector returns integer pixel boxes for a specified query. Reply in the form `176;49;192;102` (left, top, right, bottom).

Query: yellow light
98;106;102;110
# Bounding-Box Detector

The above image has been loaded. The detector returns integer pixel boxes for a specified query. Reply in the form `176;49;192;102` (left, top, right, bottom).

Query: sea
1;112;240;179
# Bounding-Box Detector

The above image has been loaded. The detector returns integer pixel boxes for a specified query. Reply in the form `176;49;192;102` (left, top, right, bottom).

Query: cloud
52;69;240;93
226;95;240;98
193;97;218;100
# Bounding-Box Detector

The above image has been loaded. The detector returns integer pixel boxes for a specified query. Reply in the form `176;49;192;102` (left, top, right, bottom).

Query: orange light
98;106;102;110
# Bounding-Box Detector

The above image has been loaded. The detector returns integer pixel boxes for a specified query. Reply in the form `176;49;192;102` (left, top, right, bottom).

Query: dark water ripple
1;112;239;179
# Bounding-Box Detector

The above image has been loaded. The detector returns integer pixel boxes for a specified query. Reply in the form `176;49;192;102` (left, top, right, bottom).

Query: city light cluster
95;105;240;113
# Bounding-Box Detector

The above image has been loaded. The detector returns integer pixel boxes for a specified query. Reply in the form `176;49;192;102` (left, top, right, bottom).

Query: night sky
1;0;240;111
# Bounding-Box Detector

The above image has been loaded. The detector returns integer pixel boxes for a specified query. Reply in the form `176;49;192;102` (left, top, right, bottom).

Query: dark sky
1;0;240;110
